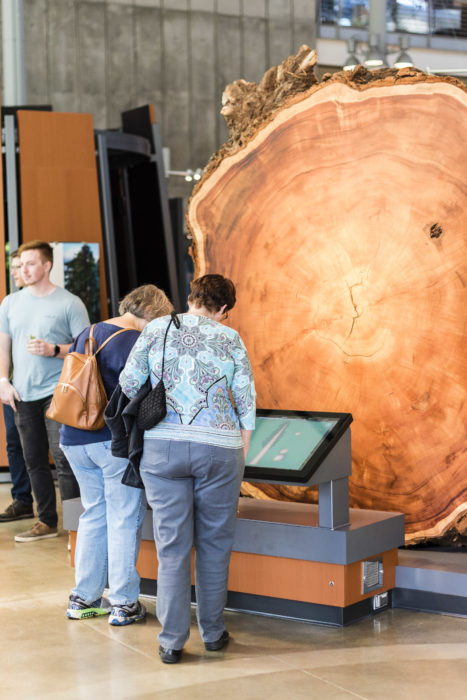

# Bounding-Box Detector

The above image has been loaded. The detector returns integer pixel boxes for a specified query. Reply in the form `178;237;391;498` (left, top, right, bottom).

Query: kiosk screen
244;410;352;483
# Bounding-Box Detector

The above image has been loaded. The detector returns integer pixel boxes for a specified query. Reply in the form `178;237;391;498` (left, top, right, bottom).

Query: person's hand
27;337;54;357
0;379;21;410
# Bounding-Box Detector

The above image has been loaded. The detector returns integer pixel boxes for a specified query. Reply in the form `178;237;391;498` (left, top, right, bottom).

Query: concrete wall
5;0;316;197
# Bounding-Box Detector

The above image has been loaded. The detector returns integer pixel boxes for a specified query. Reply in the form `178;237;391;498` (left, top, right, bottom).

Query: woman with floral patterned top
119;274;256;664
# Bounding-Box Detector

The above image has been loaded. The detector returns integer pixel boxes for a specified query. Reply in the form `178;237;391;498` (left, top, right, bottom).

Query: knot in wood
430;223;443;238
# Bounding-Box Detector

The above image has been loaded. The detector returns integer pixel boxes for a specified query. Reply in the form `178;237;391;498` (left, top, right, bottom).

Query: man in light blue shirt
0;240;90;542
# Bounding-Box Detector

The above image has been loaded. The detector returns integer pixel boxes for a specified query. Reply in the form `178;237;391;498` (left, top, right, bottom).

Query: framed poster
50;242;100;323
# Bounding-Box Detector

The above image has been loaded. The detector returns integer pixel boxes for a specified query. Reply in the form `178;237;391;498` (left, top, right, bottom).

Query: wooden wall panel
228;549;397;607
17;110;108;319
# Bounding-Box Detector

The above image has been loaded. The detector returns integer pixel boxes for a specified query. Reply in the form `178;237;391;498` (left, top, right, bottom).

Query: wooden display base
131;540;397;609
67;497;403;626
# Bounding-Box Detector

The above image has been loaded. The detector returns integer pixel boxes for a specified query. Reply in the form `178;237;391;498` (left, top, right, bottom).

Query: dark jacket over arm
104;379;152;489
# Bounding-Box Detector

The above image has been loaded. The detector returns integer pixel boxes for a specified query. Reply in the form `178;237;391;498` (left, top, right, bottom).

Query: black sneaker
159;646;183;664
205;630;230;651
0;500;34;522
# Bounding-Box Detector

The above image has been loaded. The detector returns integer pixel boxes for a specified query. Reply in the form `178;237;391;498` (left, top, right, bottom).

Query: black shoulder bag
136;312;180;431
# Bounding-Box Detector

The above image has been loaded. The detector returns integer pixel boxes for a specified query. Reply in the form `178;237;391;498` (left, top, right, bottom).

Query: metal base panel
234;500;404;565
393;589;467;618
394;549;467;617
225;590;391;627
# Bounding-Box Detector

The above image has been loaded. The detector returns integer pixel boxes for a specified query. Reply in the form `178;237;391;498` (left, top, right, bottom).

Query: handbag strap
85;325;133;357
159;312;180;380
95;327;133;355
85;325;98;355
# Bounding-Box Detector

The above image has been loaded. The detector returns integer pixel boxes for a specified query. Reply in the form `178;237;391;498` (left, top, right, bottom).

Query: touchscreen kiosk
244;410;353;484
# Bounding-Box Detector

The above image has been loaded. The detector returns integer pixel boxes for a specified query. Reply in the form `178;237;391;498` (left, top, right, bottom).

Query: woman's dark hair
188;274;236;313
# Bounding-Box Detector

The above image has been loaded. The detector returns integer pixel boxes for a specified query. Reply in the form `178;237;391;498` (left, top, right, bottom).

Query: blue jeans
3;404;32;506
140;439;244;650
60;441;147;606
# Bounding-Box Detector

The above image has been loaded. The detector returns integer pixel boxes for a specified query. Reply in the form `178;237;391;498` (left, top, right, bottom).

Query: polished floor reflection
1;484;467;699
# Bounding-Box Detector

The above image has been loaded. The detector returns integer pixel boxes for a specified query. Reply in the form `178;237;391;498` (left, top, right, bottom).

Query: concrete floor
1;483;467;700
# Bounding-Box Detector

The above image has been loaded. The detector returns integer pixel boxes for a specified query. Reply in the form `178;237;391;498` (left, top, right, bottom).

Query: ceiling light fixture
394;35;414;69
343;38;360;71
364;33;387;68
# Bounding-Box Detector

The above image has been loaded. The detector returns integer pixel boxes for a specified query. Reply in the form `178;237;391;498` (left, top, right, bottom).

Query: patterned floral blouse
119;313;256;448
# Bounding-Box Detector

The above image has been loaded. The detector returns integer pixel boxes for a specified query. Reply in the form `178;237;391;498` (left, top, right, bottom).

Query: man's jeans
3;404;32;506
140;439;245;650
14;395;80;528
60;441;147;606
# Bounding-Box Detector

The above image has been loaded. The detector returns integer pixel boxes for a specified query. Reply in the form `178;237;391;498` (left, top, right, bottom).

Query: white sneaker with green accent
67;594;111;620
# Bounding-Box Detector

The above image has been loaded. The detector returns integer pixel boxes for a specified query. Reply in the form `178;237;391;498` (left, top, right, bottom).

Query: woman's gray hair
119;284;173;321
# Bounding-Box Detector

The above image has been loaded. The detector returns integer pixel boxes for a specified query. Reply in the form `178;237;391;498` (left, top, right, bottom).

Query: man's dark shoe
159;645;183;664
205;630;230;651
0;500;34;522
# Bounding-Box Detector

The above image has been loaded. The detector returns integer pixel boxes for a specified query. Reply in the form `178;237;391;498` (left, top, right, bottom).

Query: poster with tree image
50;242;100;323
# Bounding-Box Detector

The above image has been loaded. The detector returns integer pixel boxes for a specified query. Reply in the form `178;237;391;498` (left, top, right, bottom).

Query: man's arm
0;332;20;409
26;339;72;358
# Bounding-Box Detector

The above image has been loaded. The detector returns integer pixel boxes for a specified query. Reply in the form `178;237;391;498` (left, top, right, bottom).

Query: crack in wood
455;271;466;287
315;332;383;359
346;280;364;337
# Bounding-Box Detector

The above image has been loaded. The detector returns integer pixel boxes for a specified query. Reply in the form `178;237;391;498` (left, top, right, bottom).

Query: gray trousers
140;438;244;650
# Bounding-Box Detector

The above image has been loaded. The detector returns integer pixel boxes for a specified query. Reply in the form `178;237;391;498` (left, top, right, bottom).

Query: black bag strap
160;313;180;379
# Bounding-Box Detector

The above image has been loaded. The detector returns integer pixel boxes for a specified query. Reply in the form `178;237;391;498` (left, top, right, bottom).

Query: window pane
388;0;429;34
320;0;466;37
431;1;463;36
320;0;338;25
319;1;370;28
340;1;370;28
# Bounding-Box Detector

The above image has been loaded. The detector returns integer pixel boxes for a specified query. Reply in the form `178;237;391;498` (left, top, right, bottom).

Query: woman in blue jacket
60;284;172;625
